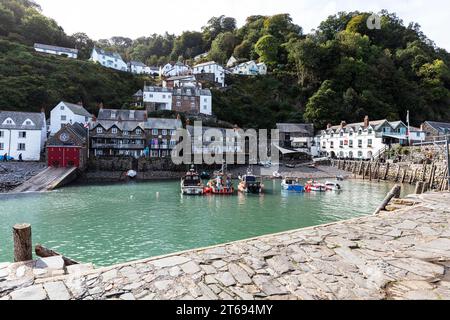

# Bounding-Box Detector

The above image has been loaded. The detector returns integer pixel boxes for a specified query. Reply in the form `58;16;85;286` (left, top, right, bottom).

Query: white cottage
50;101;92;135
160;62;191;77
34;43;78;59
0;110;47;161
319;116;414;160
192;61;225;87
90;47;128;72
232;60;260;75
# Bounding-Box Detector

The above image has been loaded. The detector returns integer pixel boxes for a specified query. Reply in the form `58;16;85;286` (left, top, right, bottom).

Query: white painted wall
91;49;127;71
199;94;212;116
192;63;225;87
50;102;90;135
0;129;45;161
35;47;77;59
143;90;173;110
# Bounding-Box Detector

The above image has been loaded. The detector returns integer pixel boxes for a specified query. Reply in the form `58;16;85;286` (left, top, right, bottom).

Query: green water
0;180;414;266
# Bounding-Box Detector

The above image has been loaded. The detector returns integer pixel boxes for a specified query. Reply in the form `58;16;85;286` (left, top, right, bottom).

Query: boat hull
181;186;204;195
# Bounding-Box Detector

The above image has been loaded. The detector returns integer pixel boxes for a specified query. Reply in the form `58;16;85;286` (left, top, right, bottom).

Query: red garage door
47;147;80;168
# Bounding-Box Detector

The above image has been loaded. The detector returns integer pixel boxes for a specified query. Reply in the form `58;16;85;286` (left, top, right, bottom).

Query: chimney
327;123;332;129
77;101;83;106
92;115;97;122
340;121;347;128
40;107;45;114
98;102;104;110
364;115;369;128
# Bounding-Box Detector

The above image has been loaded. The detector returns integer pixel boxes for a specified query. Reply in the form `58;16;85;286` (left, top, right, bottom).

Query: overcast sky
36;0;449;50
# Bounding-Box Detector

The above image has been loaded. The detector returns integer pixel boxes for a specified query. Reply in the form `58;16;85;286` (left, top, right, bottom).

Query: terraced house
319;116;421;160
146;118;183;158
89;109;147;158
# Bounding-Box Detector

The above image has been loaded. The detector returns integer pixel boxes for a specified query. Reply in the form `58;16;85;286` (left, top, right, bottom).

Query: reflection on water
0;179;414;266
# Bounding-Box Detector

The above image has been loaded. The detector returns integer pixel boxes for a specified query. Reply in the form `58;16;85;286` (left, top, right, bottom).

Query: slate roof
425;121;450;133
47;123;87;146
0;111;45;130
129;61;147;67
93;47;123;60
34;43;78;55
323;119;407;133
276;123;314;135
60;102;92;117
193;61;220;68
90;120;146;132
145;118;183;130
97;109;147;122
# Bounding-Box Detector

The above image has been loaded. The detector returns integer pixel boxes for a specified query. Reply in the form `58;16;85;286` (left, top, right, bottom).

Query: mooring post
415;181;424;194
373;185;402;215
13;223;32;262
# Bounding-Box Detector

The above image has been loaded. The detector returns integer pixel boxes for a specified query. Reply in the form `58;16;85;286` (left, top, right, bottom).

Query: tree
304;80;341;128
0;4;15;36
209;32;237;64
171;31;205;60
70;32;94;60
263;14;302;42
19;13;65;45
255;35;279;67
233;40;252;59
202;15;237;45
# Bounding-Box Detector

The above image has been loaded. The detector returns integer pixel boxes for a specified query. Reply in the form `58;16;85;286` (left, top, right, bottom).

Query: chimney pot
77;101;83;106
341;121;347;128
364;115;370;128
327;123;332;129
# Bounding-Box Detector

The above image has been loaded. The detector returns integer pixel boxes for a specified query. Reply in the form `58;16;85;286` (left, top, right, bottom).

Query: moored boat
238;169;264;194
281;178;305;192
206;174;235;195
181;167;204;195
325;181;343;191
305;180;327;192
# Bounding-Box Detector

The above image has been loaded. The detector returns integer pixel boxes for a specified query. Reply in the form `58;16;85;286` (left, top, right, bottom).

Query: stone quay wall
1;192;450;300
331;159;449;191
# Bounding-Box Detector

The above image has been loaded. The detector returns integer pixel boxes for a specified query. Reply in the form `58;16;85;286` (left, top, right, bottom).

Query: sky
36;0;450;50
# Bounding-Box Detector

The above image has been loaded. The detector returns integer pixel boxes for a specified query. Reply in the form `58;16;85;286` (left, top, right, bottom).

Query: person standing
18;153;23;162
3;153;7;162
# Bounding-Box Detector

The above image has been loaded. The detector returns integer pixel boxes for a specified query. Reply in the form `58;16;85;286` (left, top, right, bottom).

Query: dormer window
136;129;142;135
3;118;14;125
23;119;33;126
97;127;103;134
358;129;362;135
368;129;373;135
111;128;118;134
111;111;116;119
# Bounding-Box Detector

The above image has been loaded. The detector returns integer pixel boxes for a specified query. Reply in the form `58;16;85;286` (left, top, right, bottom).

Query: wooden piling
13;223;32;262
395;165;401;182
383;163;390;180
401;168;407;183
373;185;402;215
415;181;424;194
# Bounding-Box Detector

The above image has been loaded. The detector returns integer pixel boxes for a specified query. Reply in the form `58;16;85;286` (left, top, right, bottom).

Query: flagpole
407;110;411;146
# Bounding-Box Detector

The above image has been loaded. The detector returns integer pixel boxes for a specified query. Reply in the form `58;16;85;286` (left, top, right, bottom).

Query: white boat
325;181;342;191
181;167;204;195
127;170;137;178
305;180;327;192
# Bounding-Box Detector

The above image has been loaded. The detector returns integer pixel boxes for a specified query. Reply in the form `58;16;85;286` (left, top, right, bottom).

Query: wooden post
13;223;32;262
369;163;372;181
422;182;429;193
428;164;436;190
383;162;390;180
395;165;401;182
415;181;424;194
362;162;366;180
421;164;427;182
401;168;407;183
374;185;402;215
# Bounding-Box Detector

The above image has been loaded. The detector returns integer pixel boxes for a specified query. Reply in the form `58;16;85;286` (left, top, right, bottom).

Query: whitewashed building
90;47;128;72
160;62;191;77
128;61;150;74
192;61;225;87
50;101;92;135
34;43;78;59
0;110;47;161
319;116;415;160
143;86;173;111
232;60;267;76
226;56;238;68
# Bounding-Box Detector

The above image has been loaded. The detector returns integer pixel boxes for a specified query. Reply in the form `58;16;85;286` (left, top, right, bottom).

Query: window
162;95;166;99
111;128;118;134
123;131;129;136
358;151;363;158
340;140;344;148
368;129;373;135
171;130;176;136
61;115;67;121
0;143;3;150
349;131;353;136
19;131;26;138
358;129;362;135
136;129;142;135
97;127;103;134
368;139;373;147
204;98;207;102
176;102;181;107
330;141;334;148
152;129;158;135
162;130;167;135
358;139;363;147
60;105;65;110
0;131;3;138
177;96;181;100
349;140;354;148
85;117;89;122
17;143;26;151
25;120;31;125
6;119;12;124
340;131;344;137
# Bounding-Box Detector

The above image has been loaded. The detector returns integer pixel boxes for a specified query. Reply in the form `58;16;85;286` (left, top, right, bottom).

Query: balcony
92;143;145;150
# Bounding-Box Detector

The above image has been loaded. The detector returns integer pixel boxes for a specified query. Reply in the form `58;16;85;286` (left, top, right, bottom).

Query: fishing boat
238;168;264;194
281;178;305;192
205;173;235;195
305;180;327;192
325;181;342;191
181;166;204;195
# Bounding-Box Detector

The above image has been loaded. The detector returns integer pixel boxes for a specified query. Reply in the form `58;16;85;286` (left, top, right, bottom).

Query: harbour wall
330;159;449;191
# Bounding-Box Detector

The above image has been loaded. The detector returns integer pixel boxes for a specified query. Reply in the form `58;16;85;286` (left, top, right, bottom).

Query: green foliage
170;31;205;60
209;32;237;64
255;35;279;67
0;39;148;114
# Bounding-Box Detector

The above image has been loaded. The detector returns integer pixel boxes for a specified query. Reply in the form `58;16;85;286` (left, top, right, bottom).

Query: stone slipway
1;192;450;300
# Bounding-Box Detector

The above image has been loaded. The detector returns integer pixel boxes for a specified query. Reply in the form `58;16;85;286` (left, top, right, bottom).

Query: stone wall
331;159;449;191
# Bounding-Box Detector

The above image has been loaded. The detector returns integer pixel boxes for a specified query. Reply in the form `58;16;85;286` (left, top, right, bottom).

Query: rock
215;272;236;287
403;290;440;300
66;264;94;275
154;280;173;291
16;265;29;278
200;264;216;274
198;283;218;300
33;268;48;278
43;281;71;300
35;256;64;270
0;269;9;279
228;263;252;285
0;262;11;270
150;256;191;268
10;285;47;300
119;266;139;281
180;261;201;274
123;282;143;291
120;293;136;300
388;258;445;278
102;269;118;282
205;275;217;285
266;256;292;275
212;260;227;269
230;287;254;300
169;266;181;277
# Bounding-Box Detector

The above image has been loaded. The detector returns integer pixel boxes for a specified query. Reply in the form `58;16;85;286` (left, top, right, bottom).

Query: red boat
205;174;235;195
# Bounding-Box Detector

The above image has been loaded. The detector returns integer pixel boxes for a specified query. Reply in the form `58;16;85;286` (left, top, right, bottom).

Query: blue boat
281;178;305;192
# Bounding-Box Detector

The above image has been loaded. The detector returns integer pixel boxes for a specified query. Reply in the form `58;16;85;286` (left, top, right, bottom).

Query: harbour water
0;179;414;266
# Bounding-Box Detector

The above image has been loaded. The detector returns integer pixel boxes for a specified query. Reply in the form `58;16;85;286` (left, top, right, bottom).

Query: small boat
305;180;327;192
206;174;235;195
238;169;264;194
336;175;344;181
181;166;204;195
272;171;282;179
325;181;342;191
281;178;304;192
127;170;137;178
